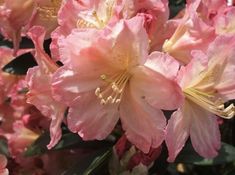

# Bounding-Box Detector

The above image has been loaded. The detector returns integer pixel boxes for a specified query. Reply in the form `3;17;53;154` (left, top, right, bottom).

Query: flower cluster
0;0;235;174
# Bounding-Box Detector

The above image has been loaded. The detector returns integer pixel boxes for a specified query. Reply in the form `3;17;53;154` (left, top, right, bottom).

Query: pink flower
215;6;235;34
52;16;183;153
51;0;169;60
162;0;216;64
26;26;66;149
165;35;235;162
0;0;35;53
5;121;39;157
0;154;8;175
50;0;122;60
0;0;62;54
0;47;31;135
26;0;62;39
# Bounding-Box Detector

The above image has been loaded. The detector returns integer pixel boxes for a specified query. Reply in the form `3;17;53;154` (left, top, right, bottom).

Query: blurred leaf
168;0;186;19
2;52;37;75
62;148;112;175
24;131;113;157
175;142;235;165
0;138;9;157
224;169;235;175
0;35;34;48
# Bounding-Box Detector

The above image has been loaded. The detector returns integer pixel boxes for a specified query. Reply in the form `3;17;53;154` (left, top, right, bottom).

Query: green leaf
0;138;9;157
169;0;185;18
62;148;112;175
175;142;235;165
2;52;37;75
24;131;113;157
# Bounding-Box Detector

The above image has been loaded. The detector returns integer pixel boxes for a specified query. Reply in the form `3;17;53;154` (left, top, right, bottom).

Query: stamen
95;71;131;105
184;88;235;119
76;19;96;28
105;0;115;20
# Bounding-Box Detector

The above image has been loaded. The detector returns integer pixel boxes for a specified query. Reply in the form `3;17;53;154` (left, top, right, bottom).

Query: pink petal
130;66;183;110
0;169;9;175
67;91;119;140
26;0;62;39
162;1;215;64
165;107;190;162
27;26;58;73
52;65;109;105
47;107;65;149
177;51;208;88
144;51;180;79
26;67;65;149
189;103;221;158
50;0;83;61
120;86;166;153
57;28;99;68
107;16;149;68
207;35;235;100
215;7;235;34
0;154;7;169
26;26;66;149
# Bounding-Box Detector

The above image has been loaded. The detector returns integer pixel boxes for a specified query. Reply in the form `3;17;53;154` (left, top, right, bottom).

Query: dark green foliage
2;52;37;75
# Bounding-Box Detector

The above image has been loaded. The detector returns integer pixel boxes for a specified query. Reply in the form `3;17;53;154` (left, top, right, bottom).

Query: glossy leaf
0;138;9;157
2;52;37;75
175;142;235;165
62;148;112;175
24;131;113;157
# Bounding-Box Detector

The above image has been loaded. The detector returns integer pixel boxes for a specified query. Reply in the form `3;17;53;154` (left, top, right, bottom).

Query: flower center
36;0;62;19
95;71;131;105
184;88;235;119
77;0;115;29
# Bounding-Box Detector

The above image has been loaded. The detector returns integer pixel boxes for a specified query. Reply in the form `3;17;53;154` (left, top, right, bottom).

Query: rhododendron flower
0;0;35;52
162;0;215;64
26;26;66;149
50;0;122;60
26;0;62;39
166;35;235;162
215;6;235;34
52;16;183;153
0;0;62;53
0;48;31;135
0;154;8;175
51;0;169;61
5;120;39;157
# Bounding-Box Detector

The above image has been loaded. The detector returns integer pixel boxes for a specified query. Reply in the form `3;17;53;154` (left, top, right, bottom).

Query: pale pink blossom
0;0;62;54
52;16;183;153
166;35;235;162
162;0;216;64
51;0;169;60
50;0;122;60
215;6;235;34
0;154;8;175
26;0;62;39
5;120;39;157
0;0;35;52
26;26;66;149
0;48;31;135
